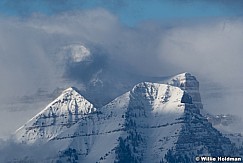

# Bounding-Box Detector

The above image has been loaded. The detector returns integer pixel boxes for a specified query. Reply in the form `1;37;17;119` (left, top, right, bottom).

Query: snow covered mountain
12;73;242;162
15;87;96;144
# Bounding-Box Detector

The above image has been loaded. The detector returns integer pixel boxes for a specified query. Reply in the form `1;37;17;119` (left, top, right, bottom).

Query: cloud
157;18;243;117
0;8;243;138
158;19;243;80
0;9;163;137
26;9;165;75
0;17;63;100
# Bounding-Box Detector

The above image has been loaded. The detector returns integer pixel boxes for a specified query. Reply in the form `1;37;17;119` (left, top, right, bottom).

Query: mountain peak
15;86;96;144
129;82;188;116
60;44;92;63
174;72;192;78
168;72;195;85
164;72;203;110
62;86;79;94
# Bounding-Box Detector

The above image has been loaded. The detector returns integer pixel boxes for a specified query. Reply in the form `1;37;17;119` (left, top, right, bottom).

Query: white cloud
158;18;243;116
158;19;243;81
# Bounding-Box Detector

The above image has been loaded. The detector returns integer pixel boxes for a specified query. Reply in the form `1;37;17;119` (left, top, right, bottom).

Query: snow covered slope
15;87;96;144
12;74;240;162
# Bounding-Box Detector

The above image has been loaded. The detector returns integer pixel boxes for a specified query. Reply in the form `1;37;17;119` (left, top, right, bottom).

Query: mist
0;138;60;162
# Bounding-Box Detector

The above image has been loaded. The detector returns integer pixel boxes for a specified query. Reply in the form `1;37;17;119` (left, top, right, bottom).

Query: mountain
12;73;242;162
15;87;96;144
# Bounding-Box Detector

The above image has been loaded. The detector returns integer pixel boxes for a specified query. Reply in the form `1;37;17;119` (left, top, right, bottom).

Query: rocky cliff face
164;72;203;110
13;73;241;163
165;104;236;162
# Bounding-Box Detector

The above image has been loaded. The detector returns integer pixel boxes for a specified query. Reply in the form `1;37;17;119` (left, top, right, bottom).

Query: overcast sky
0;0;243;138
